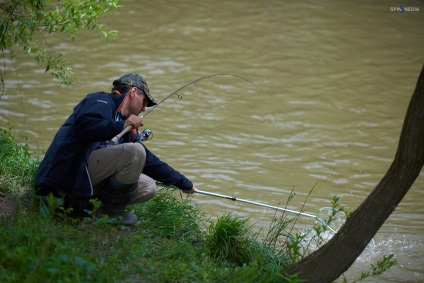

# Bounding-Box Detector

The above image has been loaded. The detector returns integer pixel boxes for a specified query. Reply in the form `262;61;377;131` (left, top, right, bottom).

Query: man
35;74;197;225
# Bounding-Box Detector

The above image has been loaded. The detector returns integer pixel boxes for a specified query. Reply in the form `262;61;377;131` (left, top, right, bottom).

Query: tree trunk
284;65;424;282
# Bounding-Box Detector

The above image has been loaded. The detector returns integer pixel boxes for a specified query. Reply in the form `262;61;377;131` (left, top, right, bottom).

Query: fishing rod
196;189;338;234
111;73;262;144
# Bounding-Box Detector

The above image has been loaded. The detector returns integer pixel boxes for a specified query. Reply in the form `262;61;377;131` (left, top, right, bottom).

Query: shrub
0;125;39;197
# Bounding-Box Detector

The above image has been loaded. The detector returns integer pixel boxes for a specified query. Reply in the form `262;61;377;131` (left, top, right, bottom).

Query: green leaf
0;0;121;86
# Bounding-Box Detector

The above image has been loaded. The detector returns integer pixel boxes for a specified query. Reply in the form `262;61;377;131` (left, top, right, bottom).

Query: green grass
0;125;39;198
1;190;294;283
0;126;396;282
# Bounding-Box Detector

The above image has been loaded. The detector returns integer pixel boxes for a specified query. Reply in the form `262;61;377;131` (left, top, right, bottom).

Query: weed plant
0;125;39;197
0;127;396;282
205;213;258;265
130;188;204;242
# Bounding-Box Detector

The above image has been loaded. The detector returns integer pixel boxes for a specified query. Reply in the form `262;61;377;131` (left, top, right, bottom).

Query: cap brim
146;93;157;107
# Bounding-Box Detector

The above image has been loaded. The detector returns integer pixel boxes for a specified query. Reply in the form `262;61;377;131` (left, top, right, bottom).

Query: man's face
128;88;148;115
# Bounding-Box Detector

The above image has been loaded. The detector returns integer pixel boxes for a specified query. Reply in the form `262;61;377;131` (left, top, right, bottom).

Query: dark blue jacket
35;91;193;197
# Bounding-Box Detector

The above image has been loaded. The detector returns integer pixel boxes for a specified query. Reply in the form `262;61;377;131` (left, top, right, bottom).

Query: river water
1;0;423;281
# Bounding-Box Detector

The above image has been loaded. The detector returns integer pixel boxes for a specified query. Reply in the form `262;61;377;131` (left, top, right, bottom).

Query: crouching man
35;74;197;225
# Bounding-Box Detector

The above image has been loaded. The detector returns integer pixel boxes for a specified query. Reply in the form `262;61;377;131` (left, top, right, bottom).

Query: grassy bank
0;127;395;282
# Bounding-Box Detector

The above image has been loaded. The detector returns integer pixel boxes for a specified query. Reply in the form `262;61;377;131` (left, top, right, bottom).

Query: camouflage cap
113;74;157;107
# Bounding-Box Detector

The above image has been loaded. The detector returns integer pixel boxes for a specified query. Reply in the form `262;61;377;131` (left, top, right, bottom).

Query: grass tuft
205;213;258;265
0;125;39;198
131;187;205;242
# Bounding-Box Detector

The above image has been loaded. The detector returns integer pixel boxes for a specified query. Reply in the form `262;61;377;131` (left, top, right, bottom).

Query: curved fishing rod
111;73;262;143
196;189;338;234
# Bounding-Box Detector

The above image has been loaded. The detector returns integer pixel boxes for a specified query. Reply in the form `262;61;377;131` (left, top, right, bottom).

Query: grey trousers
87;143;157;203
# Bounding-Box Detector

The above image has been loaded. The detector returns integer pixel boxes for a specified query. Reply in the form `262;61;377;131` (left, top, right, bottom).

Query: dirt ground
0;194;30;215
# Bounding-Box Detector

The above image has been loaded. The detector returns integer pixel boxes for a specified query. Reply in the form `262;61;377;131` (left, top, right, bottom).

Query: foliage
0;0;120;87
262;191;304;265
131;187;205;242
308;196;350;249
0;125;39;197
205;213;257;265
0;203;132;283
0;221;95;282
339;254;397;283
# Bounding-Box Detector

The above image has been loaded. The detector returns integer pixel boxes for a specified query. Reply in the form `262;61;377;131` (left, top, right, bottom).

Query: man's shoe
100;204;138;226
116;211;138;226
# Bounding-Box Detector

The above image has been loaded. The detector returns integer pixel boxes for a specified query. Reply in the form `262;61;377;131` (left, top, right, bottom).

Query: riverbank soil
0;194;30;215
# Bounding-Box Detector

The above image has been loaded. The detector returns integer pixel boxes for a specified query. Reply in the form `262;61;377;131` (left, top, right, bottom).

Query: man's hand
124;114;143;129
183;186;198;194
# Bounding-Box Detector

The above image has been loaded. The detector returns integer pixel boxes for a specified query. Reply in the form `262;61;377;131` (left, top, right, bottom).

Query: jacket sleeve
140;143;194;191
73;94;124;142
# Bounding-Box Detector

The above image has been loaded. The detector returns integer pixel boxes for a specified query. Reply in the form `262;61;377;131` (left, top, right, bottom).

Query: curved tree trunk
284;65;424;282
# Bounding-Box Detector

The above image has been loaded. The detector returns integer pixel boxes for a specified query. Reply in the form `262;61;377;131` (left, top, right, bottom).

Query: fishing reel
137;129;153;142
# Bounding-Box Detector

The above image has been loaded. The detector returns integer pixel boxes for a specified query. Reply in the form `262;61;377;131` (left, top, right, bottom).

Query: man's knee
114;143;146;183
134;179;157;203
124;143;146;162
99;174;138;204
143;181;158;201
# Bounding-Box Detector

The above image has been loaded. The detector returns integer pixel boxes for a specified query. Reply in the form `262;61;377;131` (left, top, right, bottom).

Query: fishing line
111;73;262;143
143;73;263;118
